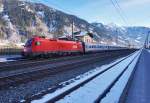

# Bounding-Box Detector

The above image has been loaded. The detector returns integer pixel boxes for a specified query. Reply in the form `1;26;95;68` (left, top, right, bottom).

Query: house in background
74;31;100;43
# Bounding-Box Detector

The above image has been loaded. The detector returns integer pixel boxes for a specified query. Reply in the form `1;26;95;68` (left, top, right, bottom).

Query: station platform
125;49;150;103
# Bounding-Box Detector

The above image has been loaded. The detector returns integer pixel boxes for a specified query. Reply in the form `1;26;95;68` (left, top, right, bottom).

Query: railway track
0;50;135;73
0;54;102;72
0;50;121;72
0;50;134;90
27;50;141;103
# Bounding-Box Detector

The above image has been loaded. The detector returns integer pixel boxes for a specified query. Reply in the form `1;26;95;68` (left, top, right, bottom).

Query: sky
30;0;150;27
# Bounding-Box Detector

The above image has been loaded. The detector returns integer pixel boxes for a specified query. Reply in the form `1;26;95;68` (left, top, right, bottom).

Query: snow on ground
101;50;141;103
0;42;8;47
0;55;22;62
30;51;140;103
16;43;25;48
55;51;139;103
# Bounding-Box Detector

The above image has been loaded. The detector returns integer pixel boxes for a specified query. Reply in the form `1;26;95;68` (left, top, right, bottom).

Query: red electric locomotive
22;36;84;57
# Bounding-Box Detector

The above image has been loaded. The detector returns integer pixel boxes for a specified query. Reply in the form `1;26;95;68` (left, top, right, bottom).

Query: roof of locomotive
31;36;79;42
32;36;57;41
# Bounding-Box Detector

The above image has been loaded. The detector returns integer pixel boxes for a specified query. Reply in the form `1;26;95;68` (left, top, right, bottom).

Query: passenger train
22;36;127;57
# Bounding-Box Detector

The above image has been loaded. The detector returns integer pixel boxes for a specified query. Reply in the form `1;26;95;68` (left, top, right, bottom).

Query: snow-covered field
30;50;141;103
0;55;22;62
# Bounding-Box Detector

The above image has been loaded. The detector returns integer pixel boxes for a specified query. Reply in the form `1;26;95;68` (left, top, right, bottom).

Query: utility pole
144;35;147;48
127;40;130;48
144;31;150;48
147;31;150;48
116;28;118;45
71;19;74;40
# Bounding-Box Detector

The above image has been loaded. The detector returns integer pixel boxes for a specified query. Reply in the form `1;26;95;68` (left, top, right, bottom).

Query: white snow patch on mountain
136;36;142;40
64;25;72;35
2;15;21;42
80;24;86;28
112;42;117;46
50;8;57;12
18;1;25;7
25;5;33;13
49;20;57;32
2;15;9;22
2;15;15;31
134;39;140;43
0;4;4;13
37;11;45;18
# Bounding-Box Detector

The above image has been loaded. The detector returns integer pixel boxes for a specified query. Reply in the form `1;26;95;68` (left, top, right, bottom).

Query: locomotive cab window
35;41;41;46
25;39;33;47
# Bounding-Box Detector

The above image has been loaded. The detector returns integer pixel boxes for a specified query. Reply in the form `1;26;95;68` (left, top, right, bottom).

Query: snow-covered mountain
0;0;95;43
92;23;150;47
0;0;149;48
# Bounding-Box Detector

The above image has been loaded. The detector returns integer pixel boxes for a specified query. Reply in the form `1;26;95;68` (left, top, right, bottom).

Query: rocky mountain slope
0;0;149;48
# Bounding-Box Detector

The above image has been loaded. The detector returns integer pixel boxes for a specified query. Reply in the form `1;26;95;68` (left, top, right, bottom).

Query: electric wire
109;0;128;26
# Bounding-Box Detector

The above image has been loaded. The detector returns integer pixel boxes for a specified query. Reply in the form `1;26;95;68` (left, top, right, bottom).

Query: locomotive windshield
25;39;33;46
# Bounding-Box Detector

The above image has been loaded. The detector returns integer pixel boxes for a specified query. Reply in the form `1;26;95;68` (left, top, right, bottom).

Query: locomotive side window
35;41;41;46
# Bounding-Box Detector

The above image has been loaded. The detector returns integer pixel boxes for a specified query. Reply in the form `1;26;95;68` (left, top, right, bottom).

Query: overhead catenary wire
113;0;130;25
109;0;129;26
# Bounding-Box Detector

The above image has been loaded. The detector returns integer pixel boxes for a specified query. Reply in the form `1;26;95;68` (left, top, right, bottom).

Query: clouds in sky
120;0;150;8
